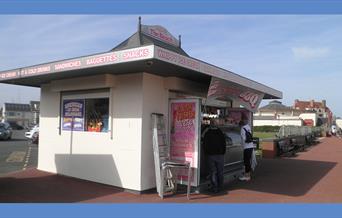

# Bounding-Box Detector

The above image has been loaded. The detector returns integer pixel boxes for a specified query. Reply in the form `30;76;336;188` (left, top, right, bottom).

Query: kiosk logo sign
141;25;180;47
62;99;85;131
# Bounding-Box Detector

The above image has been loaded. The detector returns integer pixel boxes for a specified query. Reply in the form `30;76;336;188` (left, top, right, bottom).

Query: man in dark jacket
203;119;226;193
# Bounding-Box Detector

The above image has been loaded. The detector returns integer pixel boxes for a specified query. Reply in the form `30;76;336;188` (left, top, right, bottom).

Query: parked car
25;124;39;139
25;124;39;144
0;122;13;140
29;131;39;144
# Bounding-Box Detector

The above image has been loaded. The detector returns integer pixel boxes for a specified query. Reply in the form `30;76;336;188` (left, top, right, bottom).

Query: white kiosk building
0;20;282;192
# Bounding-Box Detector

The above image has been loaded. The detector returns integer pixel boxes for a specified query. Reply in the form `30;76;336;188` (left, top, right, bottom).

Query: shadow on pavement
228;158;337;197
0;153;123;203
0;171;123;203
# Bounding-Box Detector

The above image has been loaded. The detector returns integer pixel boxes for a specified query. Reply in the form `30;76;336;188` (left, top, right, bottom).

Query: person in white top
239;118;254;181
331;125;337;136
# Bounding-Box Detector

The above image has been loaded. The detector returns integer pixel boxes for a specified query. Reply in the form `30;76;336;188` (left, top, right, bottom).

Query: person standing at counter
239;118;254;181
203;119;226;193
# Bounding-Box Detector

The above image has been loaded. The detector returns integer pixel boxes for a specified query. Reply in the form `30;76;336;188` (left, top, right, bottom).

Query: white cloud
291;46;330;60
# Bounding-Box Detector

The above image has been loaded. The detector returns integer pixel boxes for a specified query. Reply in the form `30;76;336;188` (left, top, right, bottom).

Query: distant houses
254;99;332;127
0;101;40;127
293;99;333;126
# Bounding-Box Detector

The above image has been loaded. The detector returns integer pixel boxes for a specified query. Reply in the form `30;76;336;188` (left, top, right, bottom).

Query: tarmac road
0;130;38;175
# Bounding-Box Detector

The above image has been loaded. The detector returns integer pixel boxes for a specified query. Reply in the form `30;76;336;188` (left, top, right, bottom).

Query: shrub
253;125;280;132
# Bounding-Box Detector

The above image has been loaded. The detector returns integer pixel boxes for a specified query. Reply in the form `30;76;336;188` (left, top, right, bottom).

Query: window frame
59;88;112;136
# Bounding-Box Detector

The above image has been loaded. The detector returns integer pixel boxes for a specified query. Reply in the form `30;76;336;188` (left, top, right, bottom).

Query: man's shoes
208;187;220;193
213;187;220;193
238;175;251;181
210;188;220;194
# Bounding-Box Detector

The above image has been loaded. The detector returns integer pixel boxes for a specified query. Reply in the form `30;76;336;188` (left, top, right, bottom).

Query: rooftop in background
294;99;327;110
293;99;333;123
258;100;295;112
3;103;31;112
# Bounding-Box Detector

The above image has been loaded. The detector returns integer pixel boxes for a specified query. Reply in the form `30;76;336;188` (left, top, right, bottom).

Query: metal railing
276;125;322;138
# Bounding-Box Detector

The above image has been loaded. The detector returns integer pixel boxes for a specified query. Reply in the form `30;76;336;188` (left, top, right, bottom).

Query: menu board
169;99;200;186
225;108;251;126
62;99;85;131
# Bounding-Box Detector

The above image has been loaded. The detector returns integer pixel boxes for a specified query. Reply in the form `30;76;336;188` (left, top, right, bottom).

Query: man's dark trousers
207;154;224;192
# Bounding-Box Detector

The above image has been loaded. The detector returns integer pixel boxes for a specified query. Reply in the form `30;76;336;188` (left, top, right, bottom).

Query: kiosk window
62;97;109;132
85;98;109;132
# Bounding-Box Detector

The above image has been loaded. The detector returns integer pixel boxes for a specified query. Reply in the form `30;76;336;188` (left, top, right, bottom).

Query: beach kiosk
0;19;282;193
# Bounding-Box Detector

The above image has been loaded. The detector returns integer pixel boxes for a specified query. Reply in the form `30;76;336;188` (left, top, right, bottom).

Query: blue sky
1;15;341;116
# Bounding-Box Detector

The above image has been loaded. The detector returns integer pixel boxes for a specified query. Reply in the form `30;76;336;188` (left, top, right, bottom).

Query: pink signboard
170;99;200;186
207;77;264;112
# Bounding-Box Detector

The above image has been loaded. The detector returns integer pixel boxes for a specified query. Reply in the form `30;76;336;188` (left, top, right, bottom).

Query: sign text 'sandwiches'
54;61;81;71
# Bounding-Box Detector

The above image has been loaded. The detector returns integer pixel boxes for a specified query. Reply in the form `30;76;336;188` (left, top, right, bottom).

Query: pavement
0;136;342;203
0;130;38;175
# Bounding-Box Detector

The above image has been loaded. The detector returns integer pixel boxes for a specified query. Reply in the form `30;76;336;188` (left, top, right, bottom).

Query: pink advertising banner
207;77;264;112
169;99;200;186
